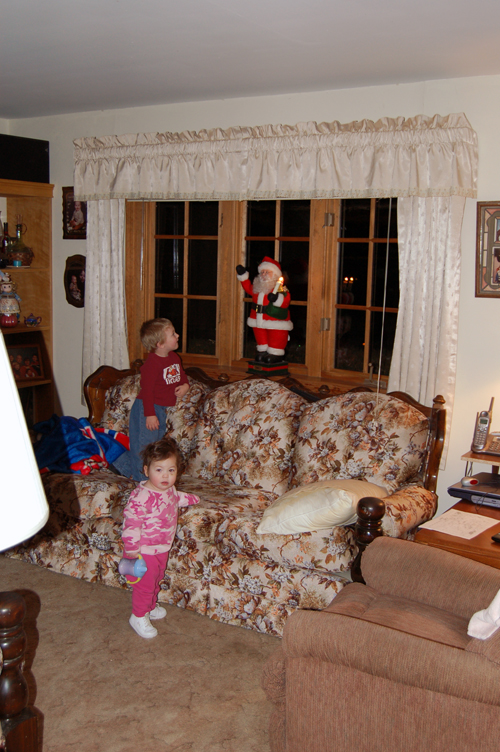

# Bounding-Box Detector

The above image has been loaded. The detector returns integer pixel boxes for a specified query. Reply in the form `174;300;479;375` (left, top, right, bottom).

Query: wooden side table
461;450;500;475
415;499;500;570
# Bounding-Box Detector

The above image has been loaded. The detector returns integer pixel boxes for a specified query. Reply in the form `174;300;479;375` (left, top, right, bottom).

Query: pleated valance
73;113;477;202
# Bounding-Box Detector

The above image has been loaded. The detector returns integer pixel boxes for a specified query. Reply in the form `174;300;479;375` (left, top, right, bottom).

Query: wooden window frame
125;198;397;390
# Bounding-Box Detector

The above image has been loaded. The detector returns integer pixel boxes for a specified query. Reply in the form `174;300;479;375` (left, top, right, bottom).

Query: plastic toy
118;554;148;584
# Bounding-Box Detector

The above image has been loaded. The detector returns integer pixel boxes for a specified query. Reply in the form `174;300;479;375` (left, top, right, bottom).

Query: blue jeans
113;399;167;481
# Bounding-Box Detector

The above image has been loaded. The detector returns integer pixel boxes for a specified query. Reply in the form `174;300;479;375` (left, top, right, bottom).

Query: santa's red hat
258;257;281;276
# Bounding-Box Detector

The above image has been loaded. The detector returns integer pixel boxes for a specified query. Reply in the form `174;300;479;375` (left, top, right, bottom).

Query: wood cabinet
0;179;54;424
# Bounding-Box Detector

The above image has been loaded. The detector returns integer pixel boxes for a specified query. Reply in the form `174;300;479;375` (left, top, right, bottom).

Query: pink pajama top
122;482;199;558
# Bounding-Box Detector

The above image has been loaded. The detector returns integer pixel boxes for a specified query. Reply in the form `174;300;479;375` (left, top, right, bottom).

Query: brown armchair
262;536;500;752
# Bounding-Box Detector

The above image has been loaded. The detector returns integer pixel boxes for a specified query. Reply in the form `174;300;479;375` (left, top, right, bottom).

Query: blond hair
140;318;173;353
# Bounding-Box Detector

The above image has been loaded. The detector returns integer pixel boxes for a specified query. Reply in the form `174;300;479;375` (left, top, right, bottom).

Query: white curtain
74;114;477;202
387;195;465;460
82;199;129;381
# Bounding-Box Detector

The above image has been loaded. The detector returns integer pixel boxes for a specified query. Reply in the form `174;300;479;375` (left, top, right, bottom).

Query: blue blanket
34;415;129;474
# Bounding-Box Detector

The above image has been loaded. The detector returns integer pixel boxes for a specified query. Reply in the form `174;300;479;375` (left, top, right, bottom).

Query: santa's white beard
252;274;277;295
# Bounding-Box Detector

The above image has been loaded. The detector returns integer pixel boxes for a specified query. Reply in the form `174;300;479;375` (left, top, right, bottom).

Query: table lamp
0;330;49;552
0;329;48;750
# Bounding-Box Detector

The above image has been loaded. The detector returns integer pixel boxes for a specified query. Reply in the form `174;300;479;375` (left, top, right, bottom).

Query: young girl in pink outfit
122;437;199;639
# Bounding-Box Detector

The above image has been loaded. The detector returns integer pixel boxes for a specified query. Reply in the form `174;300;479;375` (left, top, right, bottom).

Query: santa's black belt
252;302;289;320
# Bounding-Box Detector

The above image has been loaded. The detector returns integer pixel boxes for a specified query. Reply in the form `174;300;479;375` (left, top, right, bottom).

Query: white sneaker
149;604;167;620
129;613;158;639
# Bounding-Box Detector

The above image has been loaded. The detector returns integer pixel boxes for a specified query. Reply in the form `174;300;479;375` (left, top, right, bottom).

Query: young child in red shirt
117;318;190;481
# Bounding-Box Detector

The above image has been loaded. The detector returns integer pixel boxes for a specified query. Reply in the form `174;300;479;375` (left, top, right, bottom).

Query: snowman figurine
0;272;22;320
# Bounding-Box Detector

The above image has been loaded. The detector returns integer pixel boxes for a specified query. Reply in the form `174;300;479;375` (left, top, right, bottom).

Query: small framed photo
64;254;86;308
476;202;500;297
7;344;44;382
63;186;87;240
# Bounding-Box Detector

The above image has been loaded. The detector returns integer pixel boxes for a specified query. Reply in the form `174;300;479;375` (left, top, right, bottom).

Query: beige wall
6;74;500;510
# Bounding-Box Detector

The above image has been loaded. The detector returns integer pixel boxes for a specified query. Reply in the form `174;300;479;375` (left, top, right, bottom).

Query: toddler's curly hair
140;437;184;476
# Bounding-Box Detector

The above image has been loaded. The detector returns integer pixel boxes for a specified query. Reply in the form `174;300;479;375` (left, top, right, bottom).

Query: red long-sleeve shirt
136;352;188;417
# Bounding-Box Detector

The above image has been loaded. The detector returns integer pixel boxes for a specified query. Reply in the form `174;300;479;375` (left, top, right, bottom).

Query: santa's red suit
237;257;293;357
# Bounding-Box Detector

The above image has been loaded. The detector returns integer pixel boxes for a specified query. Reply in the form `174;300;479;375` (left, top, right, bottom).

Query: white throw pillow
257;479;387;535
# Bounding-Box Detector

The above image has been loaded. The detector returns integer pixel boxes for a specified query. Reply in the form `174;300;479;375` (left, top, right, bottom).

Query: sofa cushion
42;469;136;521
291;391;429;492
327;582;470;649
98;374;210;462
256;479;388;535
176;476;357;575
185;379;306;495
98;374;141;433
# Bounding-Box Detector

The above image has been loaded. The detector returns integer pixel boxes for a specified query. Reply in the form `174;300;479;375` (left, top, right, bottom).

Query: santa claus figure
236;257;293;364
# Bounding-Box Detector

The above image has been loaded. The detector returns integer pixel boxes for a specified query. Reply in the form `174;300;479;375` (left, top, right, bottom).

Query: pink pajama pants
129;551;169;617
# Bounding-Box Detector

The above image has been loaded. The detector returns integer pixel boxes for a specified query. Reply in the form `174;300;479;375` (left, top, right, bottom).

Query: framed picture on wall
64;254;86;308
62;186;87;240
7;344;44;381
476;201;500;297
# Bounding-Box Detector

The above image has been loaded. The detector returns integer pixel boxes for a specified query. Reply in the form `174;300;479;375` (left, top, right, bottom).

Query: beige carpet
0;556;280;752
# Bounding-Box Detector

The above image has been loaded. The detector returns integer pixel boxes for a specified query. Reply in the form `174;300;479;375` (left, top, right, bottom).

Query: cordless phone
471;398;497;453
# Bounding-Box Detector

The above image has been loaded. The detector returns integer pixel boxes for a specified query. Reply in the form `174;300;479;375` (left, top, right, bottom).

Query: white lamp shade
0;331;49;552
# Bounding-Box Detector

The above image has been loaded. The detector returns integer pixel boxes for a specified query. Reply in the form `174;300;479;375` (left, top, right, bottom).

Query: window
154;201;219;355
243;200;310;363
125;198;398;386
334;198;399;377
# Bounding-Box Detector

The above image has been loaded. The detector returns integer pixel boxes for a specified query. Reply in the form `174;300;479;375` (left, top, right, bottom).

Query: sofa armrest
282;607;500;707
381;484;437;537
362;536;500;619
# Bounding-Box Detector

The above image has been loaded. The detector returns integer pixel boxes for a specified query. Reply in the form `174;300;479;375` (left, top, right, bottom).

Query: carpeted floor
0;556;280;752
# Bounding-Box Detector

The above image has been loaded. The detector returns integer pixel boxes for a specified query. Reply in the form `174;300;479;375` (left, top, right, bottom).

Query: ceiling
2;0;500;120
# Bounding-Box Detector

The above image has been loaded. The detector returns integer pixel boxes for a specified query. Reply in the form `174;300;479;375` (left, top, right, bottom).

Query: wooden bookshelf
0;179;54;424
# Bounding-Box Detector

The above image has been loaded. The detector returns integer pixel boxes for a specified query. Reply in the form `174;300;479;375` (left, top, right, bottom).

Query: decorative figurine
24;313;42;327
7;216;34;267
236;256;293;365
0;272;21;321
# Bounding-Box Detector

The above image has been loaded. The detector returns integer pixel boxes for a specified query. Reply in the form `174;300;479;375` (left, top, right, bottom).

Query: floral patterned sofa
5;365;445;637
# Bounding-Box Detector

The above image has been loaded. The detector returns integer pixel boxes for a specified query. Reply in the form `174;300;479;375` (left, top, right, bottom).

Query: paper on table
419;509;499;539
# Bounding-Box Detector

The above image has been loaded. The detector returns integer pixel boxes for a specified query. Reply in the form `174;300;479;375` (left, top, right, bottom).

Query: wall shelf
1;178;54;424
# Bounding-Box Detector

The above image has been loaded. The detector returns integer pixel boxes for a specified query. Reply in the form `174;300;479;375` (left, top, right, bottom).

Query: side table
415;499;500;570
461;450;500;475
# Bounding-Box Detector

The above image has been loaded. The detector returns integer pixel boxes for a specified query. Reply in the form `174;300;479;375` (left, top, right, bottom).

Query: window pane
188;239;218;296
335;310;365;372
154;298;184;351
156;202;184;235
189;202;218;236
280;240;309;302
155;239;184;294
336;243;368;305
287;305;306;364
372;243;399;308
340;199;370;238
369;312;398;376
243;301;255;359
246;240;275;280
187;300;216;355
281;200;310;237
247;201;276;236
374;198;398;239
